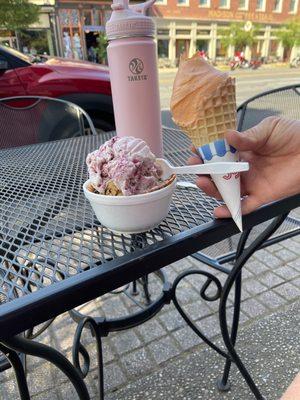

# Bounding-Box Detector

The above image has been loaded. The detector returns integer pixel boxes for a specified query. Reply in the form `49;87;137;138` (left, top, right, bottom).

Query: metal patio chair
0;96;98;377
193;84;300;273
190;85;300;393
0;96;158;388
0;96;98;149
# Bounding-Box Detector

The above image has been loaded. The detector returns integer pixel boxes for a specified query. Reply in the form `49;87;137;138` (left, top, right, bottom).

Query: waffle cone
175;78;237;148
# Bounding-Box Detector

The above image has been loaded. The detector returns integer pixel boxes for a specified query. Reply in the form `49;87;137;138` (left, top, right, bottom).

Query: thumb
225;116;279;152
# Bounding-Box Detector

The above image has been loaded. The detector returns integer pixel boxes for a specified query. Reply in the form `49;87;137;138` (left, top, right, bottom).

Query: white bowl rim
83;177;177;205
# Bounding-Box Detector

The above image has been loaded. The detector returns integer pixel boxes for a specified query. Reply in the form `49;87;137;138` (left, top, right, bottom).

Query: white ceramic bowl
83;177;177;234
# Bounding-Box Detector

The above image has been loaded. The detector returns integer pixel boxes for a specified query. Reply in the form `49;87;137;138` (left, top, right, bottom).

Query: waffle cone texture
183;80;236;147
176;79;237;147
170;55;237;147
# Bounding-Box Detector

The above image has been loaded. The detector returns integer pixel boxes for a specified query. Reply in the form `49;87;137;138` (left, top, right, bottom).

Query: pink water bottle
106;0;163;157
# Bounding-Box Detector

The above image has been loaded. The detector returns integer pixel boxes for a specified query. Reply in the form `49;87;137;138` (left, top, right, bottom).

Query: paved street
160;66;300;128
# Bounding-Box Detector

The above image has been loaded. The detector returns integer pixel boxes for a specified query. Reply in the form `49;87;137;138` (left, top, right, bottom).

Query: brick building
54;0;113;60
151;0;300;64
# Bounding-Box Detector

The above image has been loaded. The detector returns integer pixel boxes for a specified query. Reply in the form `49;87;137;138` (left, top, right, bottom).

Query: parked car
0;45;114;131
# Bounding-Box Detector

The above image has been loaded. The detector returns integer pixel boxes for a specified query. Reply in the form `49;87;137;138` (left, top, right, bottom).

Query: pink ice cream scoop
86;136;163;196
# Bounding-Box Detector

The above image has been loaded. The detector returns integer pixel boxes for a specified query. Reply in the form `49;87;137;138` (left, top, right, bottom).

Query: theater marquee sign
208;10;274;23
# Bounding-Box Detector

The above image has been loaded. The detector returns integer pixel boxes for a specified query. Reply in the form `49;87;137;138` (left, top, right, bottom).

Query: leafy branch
95;33;108;64
0;0;40;33
276;18;300;50
219;22;260;52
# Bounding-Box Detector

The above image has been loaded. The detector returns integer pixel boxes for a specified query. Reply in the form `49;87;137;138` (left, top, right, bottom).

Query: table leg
0;342;30;400
69;272;172;399
131;280;139;296
67;214;288;400
73;317;104;400
218;214;288;400
217;271;242;392
172;270;229;359
140;275;151;304
218;228;251;391
1;335;90;400
171;213;288;400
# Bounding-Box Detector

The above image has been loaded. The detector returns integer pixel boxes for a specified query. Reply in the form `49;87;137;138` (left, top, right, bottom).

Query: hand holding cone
170;54;243;231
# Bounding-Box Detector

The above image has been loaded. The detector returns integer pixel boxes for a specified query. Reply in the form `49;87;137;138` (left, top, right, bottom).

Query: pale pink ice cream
86;136;163;196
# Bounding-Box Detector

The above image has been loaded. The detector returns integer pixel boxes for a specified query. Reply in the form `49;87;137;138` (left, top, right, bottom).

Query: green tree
95;33;108;64
0;0;40;33
220;22;259;52
277;19;300;59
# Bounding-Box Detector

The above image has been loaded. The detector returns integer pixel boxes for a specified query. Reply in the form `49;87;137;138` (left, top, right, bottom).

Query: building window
256;0;266;11
219;0;230;7
199;0;210;7
289;0;298;12
238;0;249;9
83;10;92;25
178;0;189;5
157;29;169;35
157;40;169;58
59;9;83;60
176;29;190;34
196;39;209;52
273;0;282;11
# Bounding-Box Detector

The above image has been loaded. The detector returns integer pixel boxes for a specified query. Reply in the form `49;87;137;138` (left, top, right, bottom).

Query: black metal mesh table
1;128;300;400
0;128;218;326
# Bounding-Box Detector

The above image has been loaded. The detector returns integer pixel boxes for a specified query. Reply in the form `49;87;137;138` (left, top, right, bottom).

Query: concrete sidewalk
106;301;300;400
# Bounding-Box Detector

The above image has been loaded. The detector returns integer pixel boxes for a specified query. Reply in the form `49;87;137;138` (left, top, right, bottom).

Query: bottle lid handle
129;0;156;14
112;0;129;10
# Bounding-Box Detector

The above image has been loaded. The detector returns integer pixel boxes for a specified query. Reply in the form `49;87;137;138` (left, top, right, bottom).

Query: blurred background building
152;0;300;65
0;0;113;61
54;0;112;60
0;0;300;65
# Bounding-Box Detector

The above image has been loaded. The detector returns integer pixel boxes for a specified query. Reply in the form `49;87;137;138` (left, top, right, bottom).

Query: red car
0;45;114;130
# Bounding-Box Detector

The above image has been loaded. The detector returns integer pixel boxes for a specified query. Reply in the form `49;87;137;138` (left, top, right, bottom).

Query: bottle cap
106;0;156;41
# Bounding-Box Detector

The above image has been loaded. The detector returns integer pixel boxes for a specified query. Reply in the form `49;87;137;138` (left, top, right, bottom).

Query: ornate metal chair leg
217;271;242;392
73;317;105;400
97;334;104;400
20;352;27;376
219;214;288;400
0;343;30;400
131;280;139;296
140;275;152;305
218;225;251;392
1;336;90;400
220;301;265;399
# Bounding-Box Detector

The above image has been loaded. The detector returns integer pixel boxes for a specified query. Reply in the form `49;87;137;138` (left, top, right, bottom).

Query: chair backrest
0;96;97;149
237;85;300;131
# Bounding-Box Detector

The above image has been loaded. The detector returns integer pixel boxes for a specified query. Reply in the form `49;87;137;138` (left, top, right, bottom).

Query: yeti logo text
129;58;144;74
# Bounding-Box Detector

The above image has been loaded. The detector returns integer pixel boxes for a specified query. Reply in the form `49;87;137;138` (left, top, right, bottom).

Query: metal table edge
0;192;300;339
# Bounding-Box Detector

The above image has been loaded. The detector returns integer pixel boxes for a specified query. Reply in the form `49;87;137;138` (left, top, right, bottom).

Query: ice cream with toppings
86;136;166;196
